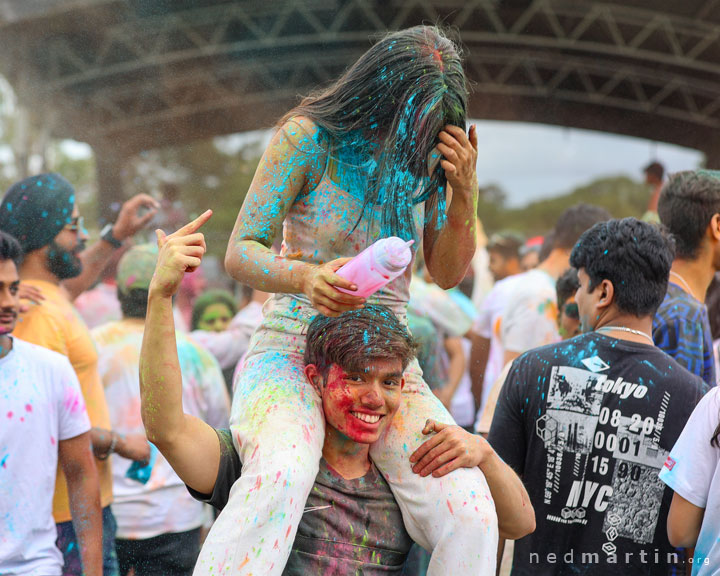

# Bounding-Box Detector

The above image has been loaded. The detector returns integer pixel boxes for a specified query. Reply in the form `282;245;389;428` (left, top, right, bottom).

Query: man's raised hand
149;210;212;298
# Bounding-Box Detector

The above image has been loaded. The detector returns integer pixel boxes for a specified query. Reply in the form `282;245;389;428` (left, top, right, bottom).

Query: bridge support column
93;147;129;227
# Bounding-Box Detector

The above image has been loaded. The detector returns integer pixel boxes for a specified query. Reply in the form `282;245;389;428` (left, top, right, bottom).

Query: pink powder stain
50;436;56;446
25;404;32;412
63;387;85;414
446;499;454;515
20;417;24;422
274;470;282;484
285;524;292;539
249;475;262;492
301;424;311;443
6;411;12;419
250;444;259;461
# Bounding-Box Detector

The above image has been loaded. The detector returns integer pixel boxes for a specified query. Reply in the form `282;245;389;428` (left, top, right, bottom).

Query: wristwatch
100;224;123;249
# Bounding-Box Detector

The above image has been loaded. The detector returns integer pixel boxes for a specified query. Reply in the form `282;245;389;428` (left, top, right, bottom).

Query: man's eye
9;286;18;295
385;380;400;387
346;375;363;382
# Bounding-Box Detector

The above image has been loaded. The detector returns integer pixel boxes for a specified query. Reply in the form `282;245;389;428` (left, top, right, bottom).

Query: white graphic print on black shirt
489;333;707;576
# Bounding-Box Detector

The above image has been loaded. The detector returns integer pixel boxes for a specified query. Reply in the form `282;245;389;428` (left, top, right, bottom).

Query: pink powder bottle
335;237;415;298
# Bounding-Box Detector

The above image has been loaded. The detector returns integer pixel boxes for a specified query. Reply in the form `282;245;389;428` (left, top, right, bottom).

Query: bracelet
96;431;118;461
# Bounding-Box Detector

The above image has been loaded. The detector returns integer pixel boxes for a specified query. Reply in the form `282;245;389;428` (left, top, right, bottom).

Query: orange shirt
14;280;113;522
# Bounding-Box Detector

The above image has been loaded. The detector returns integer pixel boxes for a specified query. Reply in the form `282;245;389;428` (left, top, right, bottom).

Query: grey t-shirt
187;429;412;574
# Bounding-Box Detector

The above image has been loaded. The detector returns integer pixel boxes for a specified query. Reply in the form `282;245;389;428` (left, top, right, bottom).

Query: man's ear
596;279;615;310
709;214;720;242
304;364;322;394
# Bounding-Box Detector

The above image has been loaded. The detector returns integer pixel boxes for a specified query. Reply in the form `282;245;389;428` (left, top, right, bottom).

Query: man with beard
0;173;155;576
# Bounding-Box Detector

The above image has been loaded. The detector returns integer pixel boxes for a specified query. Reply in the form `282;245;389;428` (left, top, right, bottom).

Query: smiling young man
489;218;707;575
138;212;535;574
0;231;102;576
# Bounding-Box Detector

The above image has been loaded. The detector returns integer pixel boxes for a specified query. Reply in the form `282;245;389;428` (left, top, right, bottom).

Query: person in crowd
500;204;611;366
189;289;248;390
654;170;720;387
469;232;524;418
174;265;206;332
0;173;153;576
518;236;543;271
0;231;102;576
137;212;534;574
191;289;237;333
74;246;129;329
643;160;665;219
201;26;498;574
555;268;581;339
489;218;707;575
487;232;523;283
92;243;230;576
408;265;474;411
660;375;720;574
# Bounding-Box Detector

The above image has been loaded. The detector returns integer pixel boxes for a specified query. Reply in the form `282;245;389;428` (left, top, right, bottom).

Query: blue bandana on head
0;173;75;254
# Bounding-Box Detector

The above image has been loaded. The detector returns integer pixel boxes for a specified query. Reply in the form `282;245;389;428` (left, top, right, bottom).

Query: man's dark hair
305;304;416;376
118;288;148;319
658;170;720;260
553;204;612;251
570;218;674;317
487;232;523;261
556;268;579;313
0;231;22;267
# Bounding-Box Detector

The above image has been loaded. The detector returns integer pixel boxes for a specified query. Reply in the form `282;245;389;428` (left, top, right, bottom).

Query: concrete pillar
93;147;128;227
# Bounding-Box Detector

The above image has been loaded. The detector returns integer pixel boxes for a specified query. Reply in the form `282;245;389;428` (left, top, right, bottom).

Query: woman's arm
423;125;478;289
410;420;536;540
225;117;364;316
139;211;223;495
667;492;704;548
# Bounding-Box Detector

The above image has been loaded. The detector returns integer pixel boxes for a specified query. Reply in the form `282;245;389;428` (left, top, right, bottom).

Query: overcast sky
473;120;704;207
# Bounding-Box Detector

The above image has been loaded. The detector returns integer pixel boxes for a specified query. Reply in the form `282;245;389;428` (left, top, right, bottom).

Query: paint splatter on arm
224;116;327;295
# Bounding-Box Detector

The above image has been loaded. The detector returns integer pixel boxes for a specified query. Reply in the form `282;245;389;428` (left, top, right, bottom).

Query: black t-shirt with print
488;332;708;576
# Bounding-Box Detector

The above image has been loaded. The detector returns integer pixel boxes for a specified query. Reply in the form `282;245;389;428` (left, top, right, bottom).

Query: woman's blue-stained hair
279;25;468;242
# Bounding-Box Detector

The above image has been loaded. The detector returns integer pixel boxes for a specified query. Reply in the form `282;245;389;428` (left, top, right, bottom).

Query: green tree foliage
477;176;650;237
123;136;263;259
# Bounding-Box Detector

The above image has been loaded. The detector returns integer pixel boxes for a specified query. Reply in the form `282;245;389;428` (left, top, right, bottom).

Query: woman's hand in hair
301;257;366;317
437;124;478;206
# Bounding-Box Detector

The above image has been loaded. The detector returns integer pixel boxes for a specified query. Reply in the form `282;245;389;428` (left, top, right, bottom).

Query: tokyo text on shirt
489;333;707;575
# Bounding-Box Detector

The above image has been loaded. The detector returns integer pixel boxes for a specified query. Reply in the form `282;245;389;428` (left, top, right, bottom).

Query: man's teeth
351;412;381;424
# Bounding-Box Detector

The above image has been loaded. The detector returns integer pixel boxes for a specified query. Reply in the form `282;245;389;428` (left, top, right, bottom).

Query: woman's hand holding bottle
301;257;366;317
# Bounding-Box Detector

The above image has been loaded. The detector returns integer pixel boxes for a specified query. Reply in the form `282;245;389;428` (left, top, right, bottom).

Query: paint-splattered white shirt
0;337;90;575
92;318;230;540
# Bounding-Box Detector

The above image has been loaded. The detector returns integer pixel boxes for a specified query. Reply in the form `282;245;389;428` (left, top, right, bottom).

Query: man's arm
59;432;102;576
139;211;223;495
64;194;159;301
667;493;704;547
469;333;491;409
410;421;535;540
434;336;465;409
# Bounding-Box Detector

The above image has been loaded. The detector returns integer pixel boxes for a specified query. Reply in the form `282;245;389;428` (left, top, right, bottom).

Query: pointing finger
168;210;213;239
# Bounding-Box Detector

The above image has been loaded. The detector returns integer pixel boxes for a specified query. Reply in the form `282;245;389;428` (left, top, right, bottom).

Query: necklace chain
596;325;654;344
669;271;698;300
